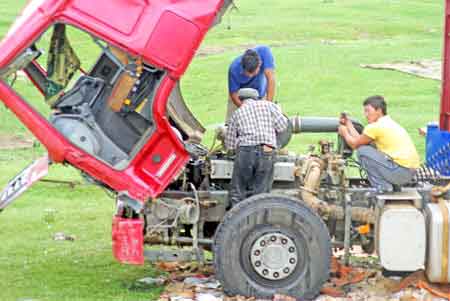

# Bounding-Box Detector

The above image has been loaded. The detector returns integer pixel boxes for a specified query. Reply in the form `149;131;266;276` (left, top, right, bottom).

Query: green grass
0;0;445;300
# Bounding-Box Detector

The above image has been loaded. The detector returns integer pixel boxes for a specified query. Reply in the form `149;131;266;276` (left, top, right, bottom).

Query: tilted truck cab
0;0;230;202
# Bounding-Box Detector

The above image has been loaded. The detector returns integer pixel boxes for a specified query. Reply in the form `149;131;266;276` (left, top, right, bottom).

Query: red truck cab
0;0;230;202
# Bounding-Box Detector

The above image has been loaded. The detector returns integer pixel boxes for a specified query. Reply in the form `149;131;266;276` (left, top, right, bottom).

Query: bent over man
225;88;288;206
338;95;420;193
226;46;276;120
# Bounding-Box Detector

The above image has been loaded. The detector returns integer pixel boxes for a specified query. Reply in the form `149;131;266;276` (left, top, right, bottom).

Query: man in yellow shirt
338;95;420;192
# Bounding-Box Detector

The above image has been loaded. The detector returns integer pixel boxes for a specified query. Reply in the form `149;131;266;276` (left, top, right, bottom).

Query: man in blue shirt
226;46;276;120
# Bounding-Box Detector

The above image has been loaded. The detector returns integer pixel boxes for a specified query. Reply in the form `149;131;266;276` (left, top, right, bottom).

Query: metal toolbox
425;200;450;283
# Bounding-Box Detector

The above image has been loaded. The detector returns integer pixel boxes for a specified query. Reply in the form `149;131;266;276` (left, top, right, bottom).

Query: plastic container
112;216;144;265
378;202;426;272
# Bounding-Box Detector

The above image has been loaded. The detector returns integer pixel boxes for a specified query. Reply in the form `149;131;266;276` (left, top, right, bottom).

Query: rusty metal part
144;248;204;262
301;199;376;224
343;194;352;266
145;235;213;246
40;178;80;188
189;183;202;262
431;182;450;202
300;157;375;224
300;157;324;201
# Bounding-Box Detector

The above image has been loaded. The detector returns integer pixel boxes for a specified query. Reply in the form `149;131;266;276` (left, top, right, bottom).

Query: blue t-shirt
228;46;275;98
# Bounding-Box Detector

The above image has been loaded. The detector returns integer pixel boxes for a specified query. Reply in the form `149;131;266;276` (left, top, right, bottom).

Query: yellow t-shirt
363;116;420;169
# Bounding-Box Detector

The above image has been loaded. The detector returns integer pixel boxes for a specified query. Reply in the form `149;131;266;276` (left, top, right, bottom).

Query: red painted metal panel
71;0;146;35
441;0;450;131
146;11;200;69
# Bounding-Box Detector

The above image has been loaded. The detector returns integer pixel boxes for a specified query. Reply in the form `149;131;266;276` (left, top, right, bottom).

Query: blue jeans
229;145;275;206
357;145;416;192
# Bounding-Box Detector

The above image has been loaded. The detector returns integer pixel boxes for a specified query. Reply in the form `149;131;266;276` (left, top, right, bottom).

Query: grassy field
0;1;444;300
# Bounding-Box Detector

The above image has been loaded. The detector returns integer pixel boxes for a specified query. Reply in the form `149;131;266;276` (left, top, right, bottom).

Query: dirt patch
361;60;441;81
0;134;35;150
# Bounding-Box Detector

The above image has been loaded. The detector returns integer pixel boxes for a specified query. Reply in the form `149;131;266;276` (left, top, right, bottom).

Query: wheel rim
250;232;298;280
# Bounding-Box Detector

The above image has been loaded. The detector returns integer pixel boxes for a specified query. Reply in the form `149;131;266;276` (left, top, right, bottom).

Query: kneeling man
338;95;420;192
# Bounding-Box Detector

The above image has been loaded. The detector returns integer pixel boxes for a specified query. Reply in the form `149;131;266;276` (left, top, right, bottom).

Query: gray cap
238;88;259;100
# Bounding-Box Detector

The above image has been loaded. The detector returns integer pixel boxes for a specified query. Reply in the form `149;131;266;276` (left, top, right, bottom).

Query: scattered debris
392;270;450;300
273;294;296;301
156;261;211;274
155;254;450;301
136;276;167;286
53;232;76;241
183;276;208;287
361;59;441;81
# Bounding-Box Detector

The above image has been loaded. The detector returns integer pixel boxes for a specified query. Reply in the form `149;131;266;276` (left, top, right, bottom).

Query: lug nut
254;250;261;256
289;258;296;264
270;235;277;242
283;268;290;274
288;247;295;253
260;240;266;247
273;272;279;278
281;238;288;244
262;269;269;275
255;261;261;267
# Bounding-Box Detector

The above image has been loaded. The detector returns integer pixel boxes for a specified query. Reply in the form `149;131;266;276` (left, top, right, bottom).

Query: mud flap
112;216;144;265
0;155;49;212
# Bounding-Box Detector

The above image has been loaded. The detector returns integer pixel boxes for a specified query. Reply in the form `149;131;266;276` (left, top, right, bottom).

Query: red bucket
112;216;144;265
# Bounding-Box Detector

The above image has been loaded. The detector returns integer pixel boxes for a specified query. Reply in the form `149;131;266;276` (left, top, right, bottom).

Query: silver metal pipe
289;116;363;134
176;237;213;245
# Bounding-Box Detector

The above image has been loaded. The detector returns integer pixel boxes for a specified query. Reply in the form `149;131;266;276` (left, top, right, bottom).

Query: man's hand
339;124;372;150
339;112;348;125
338;125;348;137
230;92;242;107
339;112;354;127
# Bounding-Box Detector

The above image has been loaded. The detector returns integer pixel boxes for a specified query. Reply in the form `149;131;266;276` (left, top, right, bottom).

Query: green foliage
0;0;444;300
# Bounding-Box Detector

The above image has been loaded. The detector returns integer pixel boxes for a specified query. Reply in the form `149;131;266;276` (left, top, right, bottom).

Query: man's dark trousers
230;145;275;207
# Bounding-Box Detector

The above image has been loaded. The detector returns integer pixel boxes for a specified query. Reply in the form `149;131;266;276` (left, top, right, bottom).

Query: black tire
214;194;331;300
381;268;412;278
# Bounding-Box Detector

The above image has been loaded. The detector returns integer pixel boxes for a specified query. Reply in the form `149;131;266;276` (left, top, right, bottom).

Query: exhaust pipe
289;116;363;134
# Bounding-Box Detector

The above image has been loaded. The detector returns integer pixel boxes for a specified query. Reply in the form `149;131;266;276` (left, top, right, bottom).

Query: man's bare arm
264;69;276;101
346;120;360;137
230;92;242;107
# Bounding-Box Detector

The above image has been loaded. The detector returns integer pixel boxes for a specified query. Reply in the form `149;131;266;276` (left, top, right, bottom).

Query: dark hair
241;49;261;74
363;95;387;115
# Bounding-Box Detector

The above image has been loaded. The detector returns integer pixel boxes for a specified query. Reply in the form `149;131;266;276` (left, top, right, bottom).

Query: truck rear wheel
213;194;331;300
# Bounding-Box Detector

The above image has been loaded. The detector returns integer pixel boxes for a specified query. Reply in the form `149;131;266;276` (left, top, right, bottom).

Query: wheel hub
250;233;298;280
